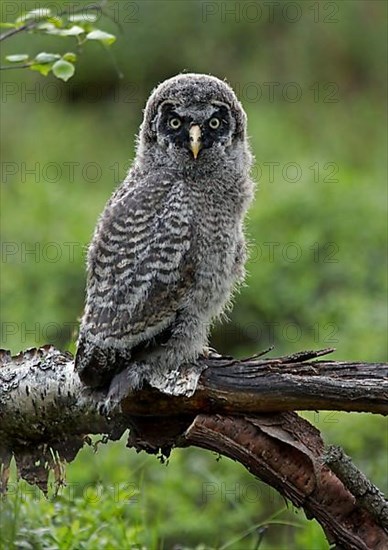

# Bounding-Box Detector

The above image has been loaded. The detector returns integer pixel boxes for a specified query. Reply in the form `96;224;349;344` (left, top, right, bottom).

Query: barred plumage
75;73;254;396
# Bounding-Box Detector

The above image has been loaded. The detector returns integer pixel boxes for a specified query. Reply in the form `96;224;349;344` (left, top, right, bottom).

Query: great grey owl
75;73;254;397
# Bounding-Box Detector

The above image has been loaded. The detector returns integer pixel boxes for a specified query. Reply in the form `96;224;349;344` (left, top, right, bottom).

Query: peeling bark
183;415;388;550
324;445;388;530
0;345;387;548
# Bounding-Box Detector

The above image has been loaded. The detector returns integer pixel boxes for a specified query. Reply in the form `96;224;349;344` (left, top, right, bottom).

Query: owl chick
75;73;254;397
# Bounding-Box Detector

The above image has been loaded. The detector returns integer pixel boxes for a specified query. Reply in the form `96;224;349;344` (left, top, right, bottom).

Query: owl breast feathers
75;73;254;396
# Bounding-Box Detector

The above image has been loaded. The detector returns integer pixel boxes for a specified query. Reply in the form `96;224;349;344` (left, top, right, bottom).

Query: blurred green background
1;1;387;548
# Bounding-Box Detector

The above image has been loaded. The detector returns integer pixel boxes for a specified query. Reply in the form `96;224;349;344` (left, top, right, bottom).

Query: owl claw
202;346;223;359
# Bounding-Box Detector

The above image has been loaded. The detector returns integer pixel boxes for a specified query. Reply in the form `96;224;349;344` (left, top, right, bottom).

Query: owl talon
202;347;223;359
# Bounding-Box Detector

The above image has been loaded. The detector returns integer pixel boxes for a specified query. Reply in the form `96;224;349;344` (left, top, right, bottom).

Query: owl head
136;73;250;173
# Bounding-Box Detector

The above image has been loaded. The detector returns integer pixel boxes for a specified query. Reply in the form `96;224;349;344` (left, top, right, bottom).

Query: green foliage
0;439;314;550
0;2;116;80
86;29;116;46
5;54;29;62
52;58;75;82
1;1;386;548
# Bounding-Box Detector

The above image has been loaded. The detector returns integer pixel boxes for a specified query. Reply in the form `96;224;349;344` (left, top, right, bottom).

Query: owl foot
103;360;207;415
147;361;207;397
202;346;234;361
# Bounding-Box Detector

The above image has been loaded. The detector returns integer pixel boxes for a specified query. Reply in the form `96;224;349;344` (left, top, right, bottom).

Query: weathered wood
182;414;388;550
325;445;388;530
122;352;388;416
1;347;387;444
0;345;387;548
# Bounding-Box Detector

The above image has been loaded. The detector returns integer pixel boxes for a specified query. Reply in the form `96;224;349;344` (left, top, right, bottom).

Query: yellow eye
169;117;182;130
209;117;220;129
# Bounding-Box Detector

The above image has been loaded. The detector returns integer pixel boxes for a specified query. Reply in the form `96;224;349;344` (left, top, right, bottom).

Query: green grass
0;438;324;549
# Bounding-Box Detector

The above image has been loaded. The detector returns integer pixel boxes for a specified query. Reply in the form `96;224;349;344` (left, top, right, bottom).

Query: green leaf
29;63;52;76
16;8;51;23
58;25;85;36
68;13;98;23
52;59;75;82
42;26;66;36
86;29;116;46
29;8;51;17
62;52;77;63
37;22;56;31
46;16;63;27
34;52;61;64
5;54;29;63
43;25;84;37
0;22;16;28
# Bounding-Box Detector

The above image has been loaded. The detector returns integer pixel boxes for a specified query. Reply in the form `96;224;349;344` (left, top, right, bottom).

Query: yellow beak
189;125;202;159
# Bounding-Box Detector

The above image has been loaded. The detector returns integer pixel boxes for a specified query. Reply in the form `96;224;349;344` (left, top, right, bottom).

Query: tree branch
0;1;107;42
0;345;387;548
181;414;388;550
324;445;388;529
0;20;36;42
0;64;33;70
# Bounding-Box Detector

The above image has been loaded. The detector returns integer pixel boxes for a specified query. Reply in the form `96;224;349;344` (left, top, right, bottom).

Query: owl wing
78;176;195;364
